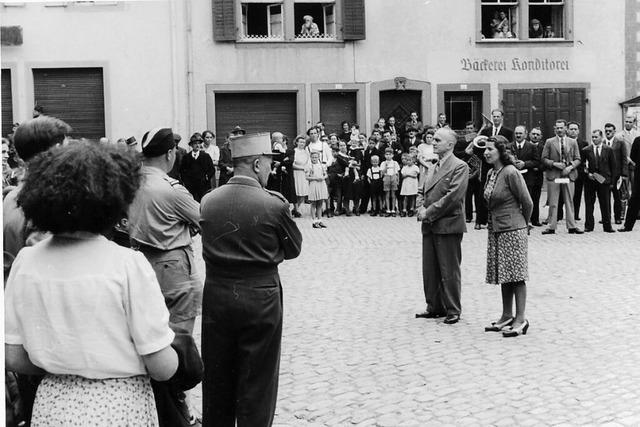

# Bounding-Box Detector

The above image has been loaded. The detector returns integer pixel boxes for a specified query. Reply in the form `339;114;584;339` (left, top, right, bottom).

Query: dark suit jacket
480;125;514;143
417;154;469;234
405;120;424;135
541;136;581;181
575;138;589;178
583;144;616;185
485;165;533;232
402;136;419;152
511;140;540;187
605;137;629;178
180;151;215;200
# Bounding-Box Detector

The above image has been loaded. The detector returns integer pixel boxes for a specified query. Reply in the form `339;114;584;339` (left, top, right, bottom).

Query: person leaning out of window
482;135;533;338
529;19;544;38
5;142;180;426
299;14;320;37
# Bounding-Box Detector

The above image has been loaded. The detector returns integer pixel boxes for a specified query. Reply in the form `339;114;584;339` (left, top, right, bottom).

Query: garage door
214;92;297;141
1;69;12;138
33;68;105;140
319;91;357;135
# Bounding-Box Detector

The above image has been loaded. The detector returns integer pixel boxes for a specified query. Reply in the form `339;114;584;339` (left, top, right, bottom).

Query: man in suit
541;119;584;234
415;128;469;325
387;116;402;141
583;129;616;233
480;108;514;143
436;113;450;129
512;125;540;211
619;135;640;232
179;133;216;202
567;121;589;221
405;111;424;136
403;127;419;152
528;127;545;226
604;123;629;224
615;114;639;190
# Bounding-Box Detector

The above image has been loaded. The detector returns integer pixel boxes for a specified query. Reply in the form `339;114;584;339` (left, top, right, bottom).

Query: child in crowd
327;146;343;216
400;153;420;217
292;136;310;217
367;154;383;216
380;147;400;217
306;151;329;228
417;129;438;188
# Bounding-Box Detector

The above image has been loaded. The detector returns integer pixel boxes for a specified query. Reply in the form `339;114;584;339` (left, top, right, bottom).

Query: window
213;0;365;42
241;2;283;40
478;0;571;42
294;1;335;40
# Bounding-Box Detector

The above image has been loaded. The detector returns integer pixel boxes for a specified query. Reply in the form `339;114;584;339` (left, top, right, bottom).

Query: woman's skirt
308;180;329;201
486;228;529;285
31;374;158;426
293;170;309;197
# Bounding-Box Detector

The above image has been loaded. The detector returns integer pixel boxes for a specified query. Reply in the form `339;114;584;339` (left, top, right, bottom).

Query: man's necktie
560;138;566;164
492;127;497;137
595;146;600;170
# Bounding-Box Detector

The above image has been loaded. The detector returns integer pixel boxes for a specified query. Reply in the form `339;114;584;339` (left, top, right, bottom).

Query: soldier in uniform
200;132;303;427
127;127;202;427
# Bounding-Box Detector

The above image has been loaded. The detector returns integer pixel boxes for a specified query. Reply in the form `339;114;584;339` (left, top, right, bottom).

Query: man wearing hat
200;132;303;427
127;127;201;426
217;127;244;186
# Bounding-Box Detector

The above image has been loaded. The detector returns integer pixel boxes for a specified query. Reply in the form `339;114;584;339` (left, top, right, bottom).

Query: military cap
141;127;175;157
230;132;273;159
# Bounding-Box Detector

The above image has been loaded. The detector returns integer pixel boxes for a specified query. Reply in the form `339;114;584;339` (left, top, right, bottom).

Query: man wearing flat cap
200;132;303;427
127;127;201;426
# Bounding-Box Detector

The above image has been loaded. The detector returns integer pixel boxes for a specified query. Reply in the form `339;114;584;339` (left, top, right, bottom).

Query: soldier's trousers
202;273;283;427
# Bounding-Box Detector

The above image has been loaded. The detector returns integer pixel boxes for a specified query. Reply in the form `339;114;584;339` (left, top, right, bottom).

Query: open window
241;2;284;40
480;0;519;39
528;0;564;38
294;1;336;39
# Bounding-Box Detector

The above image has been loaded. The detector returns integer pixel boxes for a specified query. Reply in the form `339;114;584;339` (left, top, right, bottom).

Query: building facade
0;0;634;143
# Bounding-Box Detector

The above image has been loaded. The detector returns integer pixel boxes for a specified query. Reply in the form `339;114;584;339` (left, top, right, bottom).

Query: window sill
236;39;345;47
476;38;574;46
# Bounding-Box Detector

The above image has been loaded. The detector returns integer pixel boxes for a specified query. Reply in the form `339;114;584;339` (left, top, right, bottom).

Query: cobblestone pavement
189;205;640;426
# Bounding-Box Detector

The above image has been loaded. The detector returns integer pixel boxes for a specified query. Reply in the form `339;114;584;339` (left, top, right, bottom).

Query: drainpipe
185;0;194;133
169;0;181;133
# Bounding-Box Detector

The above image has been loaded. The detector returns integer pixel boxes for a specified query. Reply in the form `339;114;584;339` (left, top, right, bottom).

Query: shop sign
461;57;570;72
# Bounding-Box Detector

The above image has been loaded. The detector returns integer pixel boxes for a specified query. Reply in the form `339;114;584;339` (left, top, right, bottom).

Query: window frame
476;0;573;44
235;0;343;43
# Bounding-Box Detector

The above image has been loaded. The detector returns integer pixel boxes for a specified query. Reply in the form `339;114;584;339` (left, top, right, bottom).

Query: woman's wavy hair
17;141;142;234
488;135;516;166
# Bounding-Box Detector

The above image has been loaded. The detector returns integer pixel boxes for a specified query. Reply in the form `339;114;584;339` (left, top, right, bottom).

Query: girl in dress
400;153;420;217
306;151;329;228
380;147;400;217
292;136;309;217
417;129;438;188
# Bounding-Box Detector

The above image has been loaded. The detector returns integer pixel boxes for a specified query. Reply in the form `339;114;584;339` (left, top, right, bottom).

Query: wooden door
379;90;422;129
319;91;357;135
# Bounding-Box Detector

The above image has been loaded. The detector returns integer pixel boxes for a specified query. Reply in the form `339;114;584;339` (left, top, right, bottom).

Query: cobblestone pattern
189;207;640;426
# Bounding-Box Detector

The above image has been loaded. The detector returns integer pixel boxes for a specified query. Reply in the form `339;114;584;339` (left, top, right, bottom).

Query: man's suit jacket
541;136;581;181
480;125;514;143
606;137;629;178
511;140;540;187
180;151;215;198
417;154;469;234
583;144;617;185
402;136;418;152
405;120;424;135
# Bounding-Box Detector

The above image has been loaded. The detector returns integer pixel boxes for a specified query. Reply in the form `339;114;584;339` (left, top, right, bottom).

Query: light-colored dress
400;164;420;196
293;148;310;197
306;162;328;201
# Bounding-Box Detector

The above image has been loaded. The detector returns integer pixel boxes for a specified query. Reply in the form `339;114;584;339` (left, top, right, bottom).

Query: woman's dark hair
202;130;215;139
17;141;142;234
341;121;350;128
489;136;515;166
306;126;319;136
14;116;72;162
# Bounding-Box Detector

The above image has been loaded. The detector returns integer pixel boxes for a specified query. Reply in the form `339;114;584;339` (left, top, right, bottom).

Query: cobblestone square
190;209;640;426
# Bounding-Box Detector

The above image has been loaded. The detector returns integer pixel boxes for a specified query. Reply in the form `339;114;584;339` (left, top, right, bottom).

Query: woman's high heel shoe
502;319;529;337
484;317;513;332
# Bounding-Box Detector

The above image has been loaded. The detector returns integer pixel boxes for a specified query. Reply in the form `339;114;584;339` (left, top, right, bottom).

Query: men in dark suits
387;116;401;141
403;127;419;152
528;127;545;226
179;133;216;202
200;133;302;427
604;123;629;224
405;111;424;136
512;125;540;210
415;128;469;325
541;119;584;234
567;121;589;221
359;137;380;214
480;108;514;143
619;135;640;231
583;129;616;232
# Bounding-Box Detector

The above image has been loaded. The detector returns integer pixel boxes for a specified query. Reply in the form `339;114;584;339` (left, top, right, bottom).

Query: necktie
595;146;600;170
493;127;497;137
560;138;566;163
193;153;197;159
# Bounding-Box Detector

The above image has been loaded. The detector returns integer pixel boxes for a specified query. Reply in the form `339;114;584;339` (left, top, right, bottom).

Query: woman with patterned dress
5;142;178;426
482;136;533;337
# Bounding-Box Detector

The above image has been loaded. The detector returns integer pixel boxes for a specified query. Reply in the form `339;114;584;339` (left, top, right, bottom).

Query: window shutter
212;0;236;41
342;0;365;40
